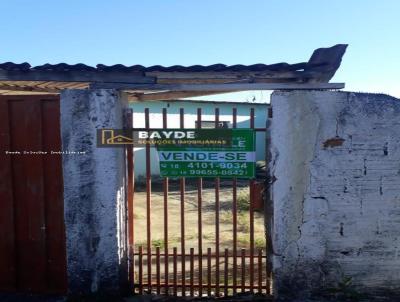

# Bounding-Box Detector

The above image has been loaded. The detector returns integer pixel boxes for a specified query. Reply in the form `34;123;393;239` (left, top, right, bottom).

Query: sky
0;1;399;101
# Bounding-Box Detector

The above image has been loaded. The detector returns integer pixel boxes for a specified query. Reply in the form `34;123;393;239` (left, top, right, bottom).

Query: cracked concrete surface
270;91;400;299
61;89;129;294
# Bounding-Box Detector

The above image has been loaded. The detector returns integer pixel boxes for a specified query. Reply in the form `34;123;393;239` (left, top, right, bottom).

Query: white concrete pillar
60;89;128;295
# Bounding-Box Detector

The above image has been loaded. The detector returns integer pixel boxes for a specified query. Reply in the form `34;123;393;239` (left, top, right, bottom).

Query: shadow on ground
125;293;271;302
1;292;398;301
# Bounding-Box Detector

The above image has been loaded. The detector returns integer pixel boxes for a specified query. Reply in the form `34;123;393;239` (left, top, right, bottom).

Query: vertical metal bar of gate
258;249;262;292
138;246;143;294
190;247;194;296
266;106;273;295
232;107;238;294
162;108;169;295
241;248;246;292
196;108;203;296
207;247;212;296
173;247;177;296
179;108;186;296
132;105;270;296
126;109;134;290
145;108;152;292
156;247;161;294
214;108;220;296
224;248;229;297
249;108;255;293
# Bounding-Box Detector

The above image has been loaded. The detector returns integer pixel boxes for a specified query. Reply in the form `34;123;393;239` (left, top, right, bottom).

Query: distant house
130;99;269;179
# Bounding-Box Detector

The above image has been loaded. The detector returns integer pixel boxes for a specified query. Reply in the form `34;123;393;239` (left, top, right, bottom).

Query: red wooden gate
126;106;272;297
0;95;67;294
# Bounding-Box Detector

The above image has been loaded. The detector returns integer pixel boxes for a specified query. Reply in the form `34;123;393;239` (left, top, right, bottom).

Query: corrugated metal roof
0;61;309;73
0;44;348;97
0;44;348;74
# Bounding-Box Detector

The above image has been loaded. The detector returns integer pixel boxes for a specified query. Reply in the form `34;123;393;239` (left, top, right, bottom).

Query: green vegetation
255;237;266;250
324;275;366;301
237;188;250;211
237;212;250;232
136;236;181;249
151;238;165;248
237;235;250;247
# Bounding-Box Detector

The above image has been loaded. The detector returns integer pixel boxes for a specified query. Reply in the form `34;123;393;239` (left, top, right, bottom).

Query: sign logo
101;129;134;145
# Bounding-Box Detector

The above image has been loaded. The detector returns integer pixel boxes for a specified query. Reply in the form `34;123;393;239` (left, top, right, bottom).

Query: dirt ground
133;181;266;253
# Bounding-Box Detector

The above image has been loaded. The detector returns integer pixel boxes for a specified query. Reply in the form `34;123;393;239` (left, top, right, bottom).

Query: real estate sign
156;129;255;178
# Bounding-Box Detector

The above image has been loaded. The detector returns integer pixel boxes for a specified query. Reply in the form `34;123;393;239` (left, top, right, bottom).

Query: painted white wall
130;100;268;179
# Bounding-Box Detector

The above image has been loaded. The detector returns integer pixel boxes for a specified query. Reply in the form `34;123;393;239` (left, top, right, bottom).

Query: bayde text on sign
138;130;195;139
156;129;255;178
97;128;231;147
